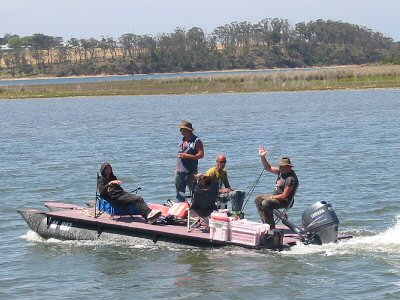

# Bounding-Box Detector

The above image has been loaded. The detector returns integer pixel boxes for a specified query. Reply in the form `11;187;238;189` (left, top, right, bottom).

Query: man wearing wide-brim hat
255;145;299;229
175;120;204;201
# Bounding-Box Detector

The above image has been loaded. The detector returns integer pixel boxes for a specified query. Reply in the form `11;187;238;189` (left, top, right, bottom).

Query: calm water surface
1;89;400;299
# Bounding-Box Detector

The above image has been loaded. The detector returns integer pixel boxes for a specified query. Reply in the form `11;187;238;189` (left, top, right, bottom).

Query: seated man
255;146;299;229
97;162;161;224
201;154;245;214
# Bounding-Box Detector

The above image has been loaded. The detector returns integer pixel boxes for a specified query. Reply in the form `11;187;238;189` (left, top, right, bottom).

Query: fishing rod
240;144;280;213
129;187;142;194
240;169;264;212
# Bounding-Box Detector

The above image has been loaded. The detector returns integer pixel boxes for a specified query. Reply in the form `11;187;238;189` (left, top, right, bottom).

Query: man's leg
175;172;188;201
186;172;196;194
260;197;288;229
118;192;151;218
255;194;271;223
229;190;246;212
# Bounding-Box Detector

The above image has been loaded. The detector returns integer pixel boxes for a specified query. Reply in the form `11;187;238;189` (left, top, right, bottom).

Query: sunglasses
218;161;227;163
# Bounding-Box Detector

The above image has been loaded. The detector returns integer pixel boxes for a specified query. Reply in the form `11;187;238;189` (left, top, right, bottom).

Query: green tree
67;38;83;64
186;27;210;70
80;38;98;61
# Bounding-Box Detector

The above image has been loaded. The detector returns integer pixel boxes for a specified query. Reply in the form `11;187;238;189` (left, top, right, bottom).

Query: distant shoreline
1;65;399;100
0;65;359;82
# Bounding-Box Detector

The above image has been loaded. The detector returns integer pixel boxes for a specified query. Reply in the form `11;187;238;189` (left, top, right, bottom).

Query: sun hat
179;120;194;131
279;157;293;167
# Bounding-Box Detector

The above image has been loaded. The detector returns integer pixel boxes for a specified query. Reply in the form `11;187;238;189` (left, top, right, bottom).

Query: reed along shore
1;65;400;99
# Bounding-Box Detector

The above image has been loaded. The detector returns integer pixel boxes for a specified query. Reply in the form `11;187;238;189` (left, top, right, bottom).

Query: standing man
204;154;245;214
255;145;299;229
175;120;204;201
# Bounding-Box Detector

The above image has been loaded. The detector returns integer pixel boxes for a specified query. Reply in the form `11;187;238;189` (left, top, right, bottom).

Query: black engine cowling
301;201;339;245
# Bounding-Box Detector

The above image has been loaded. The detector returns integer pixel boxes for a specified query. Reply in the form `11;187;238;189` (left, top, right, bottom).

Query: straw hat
279;157;293;167
179;120;194;131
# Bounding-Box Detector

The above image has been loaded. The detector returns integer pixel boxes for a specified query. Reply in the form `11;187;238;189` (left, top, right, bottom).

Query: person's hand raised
258;145;268;157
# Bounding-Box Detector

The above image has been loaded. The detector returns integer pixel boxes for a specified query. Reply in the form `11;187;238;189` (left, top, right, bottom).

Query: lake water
1;89;400;299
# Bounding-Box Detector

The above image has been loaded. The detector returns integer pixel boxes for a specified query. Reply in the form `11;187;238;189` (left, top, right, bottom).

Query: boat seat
273;199;294;224
273;187;297;225
216;198;228;210
97;196;139;217
95;173;139;219
274;185;299;225
187;181;218;232
216;190;246;212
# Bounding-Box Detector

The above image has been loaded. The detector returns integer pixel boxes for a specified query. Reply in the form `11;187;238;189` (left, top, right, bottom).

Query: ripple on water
1;90;400;299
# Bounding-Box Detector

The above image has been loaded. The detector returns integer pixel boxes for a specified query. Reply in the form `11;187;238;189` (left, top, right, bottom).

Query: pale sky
1;0;399;41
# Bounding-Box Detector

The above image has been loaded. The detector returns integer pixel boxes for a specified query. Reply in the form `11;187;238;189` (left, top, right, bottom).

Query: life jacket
148;202;189;219
177;134;200;173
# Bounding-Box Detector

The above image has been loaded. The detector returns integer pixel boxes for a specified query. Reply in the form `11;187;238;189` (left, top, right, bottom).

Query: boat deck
42;202;301;248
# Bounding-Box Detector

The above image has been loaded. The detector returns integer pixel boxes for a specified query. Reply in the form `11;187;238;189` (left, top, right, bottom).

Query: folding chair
273;188;297;225
187;181;219;232
95;173;139;220
95;173;102;218
216;196;228;209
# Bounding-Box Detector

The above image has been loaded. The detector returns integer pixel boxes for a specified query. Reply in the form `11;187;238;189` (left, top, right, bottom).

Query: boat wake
20;230;202;251
21;215;400;255
284;215;400;256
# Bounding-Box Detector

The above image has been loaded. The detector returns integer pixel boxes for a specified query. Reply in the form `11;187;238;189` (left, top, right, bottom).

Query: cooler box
209;219;230;241
230;220;270;246
97;196;138;215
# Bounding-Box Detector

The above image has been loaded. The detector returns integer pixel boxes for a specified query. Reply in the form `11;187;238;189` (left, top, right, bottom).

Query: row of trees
1;18;399;77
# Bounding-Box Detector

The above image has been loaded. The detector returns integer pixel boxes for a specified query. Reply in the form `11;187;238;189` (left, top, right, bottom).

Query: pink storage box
230;220;270;246
209;219;230;241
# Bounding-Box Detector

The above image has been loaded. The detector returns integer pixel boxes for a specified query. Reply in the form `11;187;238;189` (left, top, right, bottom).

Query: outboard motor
301;201;339;245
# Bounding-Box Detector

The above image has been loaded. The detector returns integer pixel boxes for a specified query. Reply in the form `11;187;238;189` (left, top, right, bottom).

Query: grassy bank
1;65;400;99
